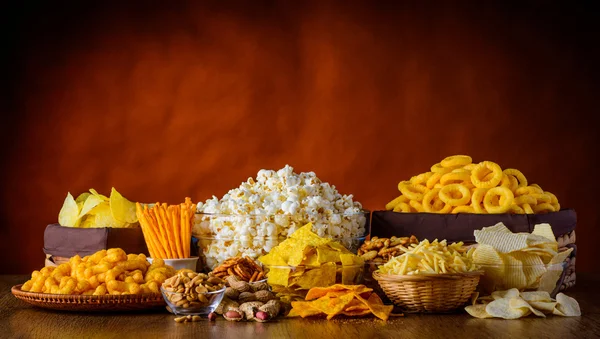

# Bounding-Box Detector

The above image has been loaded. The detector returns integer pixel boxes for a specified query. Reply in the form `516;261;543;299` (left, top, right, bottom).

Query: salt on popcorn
193;165;367;268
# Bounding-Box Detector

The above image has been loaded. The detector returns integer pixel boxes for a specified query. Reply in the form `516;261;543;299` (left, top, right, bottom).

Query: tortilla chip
267;267;292;287
296;263;336;289
305;284;372;301
290;223;331;247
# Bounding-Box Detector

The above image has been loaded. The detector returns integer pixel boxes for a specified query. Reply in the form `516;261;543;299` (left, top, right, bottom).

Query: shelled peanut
214;275;290;322
210;257;265;282
162;270;225;309
358;236;419;262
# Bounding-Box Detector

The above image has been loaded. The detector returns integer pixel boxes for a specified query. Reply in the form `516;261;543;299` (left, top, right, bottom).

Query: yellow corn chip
290;223;331;247
317;246;341;264
305;284;372;300
296;263;336;289
267;267;292;287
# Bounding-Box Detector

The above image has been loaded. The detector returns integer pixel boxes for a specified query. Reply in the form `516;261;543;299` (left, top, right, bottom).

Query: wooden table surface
2;274;599;339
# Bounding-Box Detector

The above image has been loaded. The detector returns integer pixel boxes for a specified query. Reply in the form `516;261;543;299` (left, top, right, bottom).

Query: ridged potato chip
58;193;81;227
554;293;581;316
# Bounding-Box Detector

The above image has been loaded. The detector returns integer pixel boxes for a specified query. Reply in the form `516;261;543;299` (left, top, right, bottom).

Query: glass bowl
477;262;566;297
262;264;364;299
193;211;370;270
161;286;225;316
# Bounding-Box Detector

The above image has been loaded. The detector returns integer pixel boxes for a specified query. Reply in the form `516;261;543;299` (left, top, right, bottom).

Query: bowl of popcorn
193;165;370;270
161;271;226;316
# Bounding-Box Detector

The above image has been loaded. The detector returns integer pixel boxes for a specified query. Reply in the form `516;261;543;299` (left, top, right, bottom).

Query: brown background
1;2;598;274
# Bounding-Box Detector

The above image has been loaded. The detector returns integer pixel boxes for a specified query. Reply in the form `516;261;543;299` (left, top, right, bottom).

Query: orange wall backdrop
2;2;598;273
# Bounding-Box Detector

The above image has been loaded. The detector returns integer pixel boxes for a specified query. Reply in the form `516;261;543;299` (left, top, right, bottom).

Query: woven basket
373;271;483;313
11;284;165;312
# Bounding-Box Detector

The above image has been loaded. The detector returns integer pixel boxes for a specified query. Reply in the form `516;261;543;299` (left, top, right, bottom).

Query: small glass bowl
478;262;566;297
161;286;225;316
263;264;364;299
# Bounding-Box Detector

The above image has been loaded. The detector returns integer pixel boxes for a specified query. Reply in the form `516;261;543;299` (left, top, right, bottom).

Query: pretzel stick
136;203;157;258
171;206;184;259
147;206;169;258
142;205;167;259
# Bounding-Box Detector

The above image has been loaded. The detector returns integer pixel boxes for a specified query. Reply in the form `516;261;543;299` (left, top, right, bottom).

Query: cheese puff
75;280;91;294
87;250;107;264
31;270;42;280
84;267;95;279
30;275;46;292
92;262;113;275
69;255;82;273
59;277;77;294
116;259;148;273
44;277;58;293
88;275;100;289
146;281;159;293
140;281;159;294
137;253;148;262
50;285;60;294
106;248;127;263
93;283;107;296
40;266;55;277
75;266;87;282
51;263;71;281
21;280;33;292
124;276;135;284
82;290;95;295
126;270;145;284
105;267;125;282
97;272;106;283
107;280;141;295
126;253;139;261
148;258;165;271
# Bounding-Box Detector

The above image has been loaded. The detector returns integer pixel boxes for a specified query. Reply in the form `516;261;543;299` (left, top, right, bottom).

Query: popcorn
194;165;367;268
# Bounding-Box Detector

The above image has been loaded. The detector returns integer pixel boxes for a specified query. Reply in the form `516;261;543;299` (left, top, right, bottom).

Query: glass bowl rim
160;285;226;296
194;235;368;240
194;209;371;217
263;263;364;269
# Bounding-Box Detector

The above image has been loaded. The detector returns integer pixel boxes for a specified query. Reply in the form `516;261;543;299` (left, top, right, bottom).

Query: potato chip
109;187;138;223
526;234;554;247
528;301;557;314
520;291;552;303
491;288;520;300
486;297;530;319
532;223;556;242
537;268;563;294
481;222;512;234
550;248;573;265
89;202;127;228
89;188;109;201
509;297;545;317
555;293;581;316
474;230;529;253
78;194;104;218
509;252;545;287
500;254;527;290
465;304;493;318
75;192;91;204
58;193;81;227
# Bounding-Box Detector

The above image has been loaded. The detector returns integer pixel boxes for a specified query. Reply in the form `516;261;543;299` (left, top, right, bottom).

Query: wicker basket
373;271;483;313
11;284;165;312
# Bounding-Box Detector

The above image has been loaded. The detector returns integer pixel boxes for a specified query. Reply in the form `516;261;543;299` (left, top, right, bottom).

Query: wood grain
2;274;600;339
